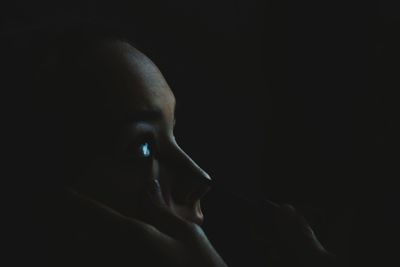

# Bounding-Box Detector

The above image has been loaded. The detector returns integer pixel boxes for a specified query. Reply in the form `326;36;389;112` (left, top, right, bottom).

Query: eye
133;136;159;160
119;134;158;165
138;142;152;158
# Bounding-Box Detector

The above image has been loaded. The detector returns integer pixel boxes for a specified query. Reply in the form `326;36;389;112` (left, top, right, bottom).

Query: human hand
250;200;338;267
64;180;227;267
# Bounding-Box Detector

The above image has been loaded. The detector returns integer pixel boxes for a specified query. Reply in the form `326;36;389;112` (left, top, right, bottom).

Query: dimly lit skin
50;40;336;266
50;40;229;266
69;40;211;226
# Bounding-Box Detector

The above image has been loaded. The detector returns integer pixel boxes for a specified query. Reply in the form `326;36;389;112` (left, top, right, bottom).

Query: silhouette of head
33;27;211;225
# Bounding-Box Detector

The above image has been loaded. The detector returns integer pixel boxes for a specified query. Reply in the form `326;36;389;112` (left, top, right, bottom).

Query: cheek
73;158;159;217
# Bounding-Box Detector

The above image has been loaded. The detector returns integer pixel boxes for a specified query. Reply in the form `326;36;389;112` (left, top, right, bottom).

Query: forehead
85;41;175;119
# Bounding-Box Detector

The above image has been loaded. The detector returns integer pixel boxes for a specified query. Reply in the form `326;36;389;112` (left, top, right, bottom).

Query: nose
169;144;212;206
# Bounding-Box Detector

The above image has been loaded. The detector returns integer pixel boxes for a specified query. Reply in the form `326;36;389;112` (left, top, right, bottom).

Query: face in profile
60;40;211;225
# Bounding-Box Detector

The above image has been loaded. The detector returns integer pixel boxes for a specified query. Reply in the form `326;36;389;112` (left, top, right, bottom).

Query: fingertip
262;198;281;209
281;204;297;215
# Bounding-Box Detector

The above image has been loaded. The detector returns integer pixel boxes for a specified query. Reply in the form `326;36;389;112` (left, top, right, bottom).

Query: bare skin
42;40;337;266
68;41;210;226
51;40;227;267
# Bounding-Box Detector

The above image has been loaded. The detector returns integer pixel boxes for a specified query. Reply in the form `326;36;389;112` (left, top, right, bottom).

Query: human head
31;26;212;224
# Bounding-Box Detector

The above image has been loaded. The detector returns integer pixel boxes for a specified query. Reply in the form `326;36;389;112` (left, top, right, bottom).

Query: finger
64;187;191;265
64;187;170;239
65;186;184;245
278;204;330;253
65;187;127;219
251;197;281;227
64;186;160;236
140;179;199;241
275;204;310;236
261;198;281;209
279;204;316;237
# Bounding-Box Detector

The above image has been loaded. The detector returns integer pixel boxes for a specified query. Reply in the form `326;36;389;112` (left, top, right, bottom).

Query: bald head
81;40;175;115
29;30;211;226
35;38;176;178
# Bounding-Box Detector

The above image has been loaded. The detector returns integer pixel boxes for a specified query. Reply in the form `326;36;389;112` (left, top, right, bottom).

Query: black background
2;0;400;266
